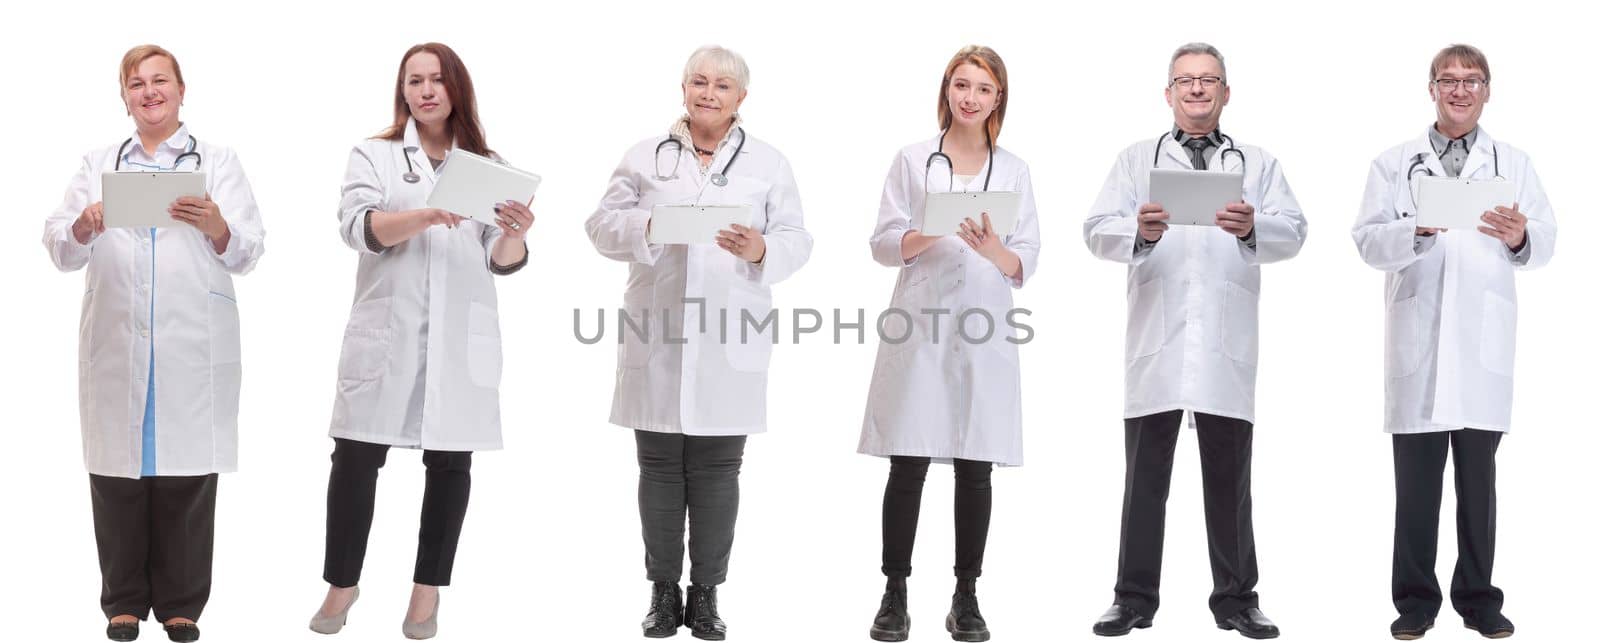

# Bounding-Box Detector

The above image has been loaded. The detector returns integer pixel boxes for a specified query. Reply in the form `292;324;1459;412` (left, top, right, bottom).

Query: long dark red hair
376;43;492;156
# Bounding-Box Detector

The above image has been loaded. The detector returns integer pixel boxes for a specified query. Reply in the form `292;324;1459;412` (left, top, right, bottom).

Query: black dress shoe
1092;604;1152;637
945;590;990;642
106;621;140;642
162;622;200;642
869;585;910;641
642;582;684;638
1217;608;1279;639
1390;611;1435;640
685;584;726;641
1463;611;1514;639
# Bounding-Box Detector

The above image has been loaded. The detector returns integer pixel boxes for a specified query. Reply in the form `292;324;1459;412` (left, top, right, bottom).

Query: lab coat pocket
1221;282;1260;365
467;302;503;388
884;269;933;358
725;284;775;373
338;297;394;382
208;292;242;365
1479;293;1517;377
619;294;653;369
1126;277;1165;361
1385;296;1423;378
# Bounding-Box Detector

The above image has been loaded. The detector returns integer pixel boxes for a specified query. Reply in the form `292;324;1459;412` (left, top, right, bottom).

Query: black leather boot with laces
946;579;990;642
871;575;911;641
685;584;727;641
642;582;683;638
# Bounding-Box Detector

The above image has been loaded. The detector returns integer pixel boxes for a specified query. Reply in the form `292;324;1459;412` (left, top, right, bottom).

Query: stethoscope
925;129;994;193
654;126;746;187
1152;130;1244;174
1407;143;1501;182
115;135;201;171
401;145;423;184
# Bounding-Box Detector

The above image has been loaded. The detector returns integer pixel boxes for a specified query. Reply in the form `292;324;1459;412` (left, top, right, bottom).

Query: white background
1;0;1594;641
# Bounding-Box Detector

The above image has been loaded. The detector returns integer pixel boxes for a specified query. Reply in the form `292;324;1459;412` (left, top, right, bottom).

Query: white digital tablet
102;171;207;228
1414;175;1516;230
426;149;542;227
919;191;1021;236
1148;168;1244;226
648;205;753;245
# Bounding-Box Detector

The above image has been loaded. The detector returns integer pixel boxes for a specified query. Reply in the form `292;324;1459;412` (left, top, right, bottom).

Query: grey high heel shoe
309;587;359;635
402;594;439;640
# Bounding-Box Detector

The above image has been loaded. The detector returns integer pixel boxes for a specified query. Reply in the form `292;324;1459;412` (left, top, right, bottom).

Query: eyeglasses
1433;78;1486;93
1169;76;1224;89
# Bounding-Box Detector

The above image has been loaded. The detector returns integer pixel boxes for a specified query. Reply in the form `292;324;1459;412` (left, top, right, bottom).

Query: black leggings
322;438;473;588
880;456;993;580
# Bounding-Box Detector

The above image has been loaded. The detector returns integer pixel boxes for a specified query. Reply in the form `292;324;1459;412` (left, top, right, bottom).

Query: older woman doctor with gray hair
586;45;811;641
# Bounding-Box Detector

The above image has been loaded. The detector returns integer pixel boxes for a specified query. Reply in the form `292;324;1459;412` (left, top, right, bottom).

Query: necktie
1184;138;1213;170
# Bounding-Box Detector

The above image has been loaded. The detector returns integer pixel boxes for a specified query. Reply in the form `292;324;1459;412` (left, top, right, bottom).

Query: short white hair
1168;42;1227;83
683;45;750;90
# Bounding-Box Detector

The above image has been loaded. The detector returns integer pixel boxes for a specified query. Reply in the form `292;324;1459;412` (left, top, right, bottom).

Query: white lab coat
328;119;514;451
586;129;812;436
857;137;1041;466
1351;128;1555;434
43;125;266;479
1084;134;1307;423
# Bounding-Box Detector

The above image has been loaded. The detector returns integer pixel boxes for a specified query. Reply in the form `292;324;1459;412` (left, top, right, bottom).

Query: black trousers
323;438;473;587
1113;410;1258;620
635;430;746;586
1392;429;1504;619
880;457;993;580
89;473;217;622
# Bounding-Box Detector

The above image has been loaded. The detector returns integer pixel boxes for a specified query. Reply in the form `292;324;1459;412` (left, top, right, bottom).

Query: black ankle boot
946;580;990;642
641;582;683;638
870;576;910;641
685;584;727;641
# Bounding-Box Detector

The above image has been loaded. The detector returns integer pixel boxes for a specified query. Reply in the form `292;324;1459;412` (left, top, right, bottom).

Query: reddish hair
937;45;1008;144
119;44;184;88
376;43;492;156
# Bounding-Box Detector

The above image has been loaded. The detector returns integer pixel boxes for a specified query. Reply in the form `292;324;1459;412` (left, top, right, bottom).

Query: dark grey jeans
635;430;747;586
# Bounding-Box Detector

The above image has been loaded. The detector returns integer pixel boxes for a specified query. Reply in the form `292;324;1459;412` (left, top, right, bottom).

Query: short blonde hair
119;44;184;88
682;45;750;90
1431;44;1490;83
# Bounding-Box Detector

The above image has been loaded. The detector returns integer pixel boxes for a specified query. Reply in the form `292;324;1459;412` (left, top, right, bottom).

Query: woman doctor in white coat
307;42;532;641
859;45;1040;643
42;44;266;643
585;45;811;641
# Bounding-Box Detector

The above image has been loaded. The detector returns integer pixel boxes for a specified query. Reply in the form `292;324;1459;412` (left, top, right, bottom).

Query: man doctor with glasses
1352;44;1555;641
1084;41;1306;640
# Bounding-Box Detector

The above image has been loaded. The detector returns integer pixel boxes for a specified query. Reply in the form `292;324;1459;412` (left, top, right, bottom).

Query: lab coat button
139;329;150;338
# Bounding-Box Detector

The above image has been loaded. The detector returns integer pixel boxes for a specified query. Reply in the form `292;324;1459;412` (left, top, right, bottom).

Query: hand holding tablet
101;171;207;228
426;149;542;227
1148;168;1243;226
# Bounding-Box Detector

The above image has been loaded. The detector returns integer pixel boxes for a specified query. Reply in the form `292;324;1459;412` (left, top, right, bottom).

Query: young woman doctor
585;45;812;641
308;42;532;641
859;45;1040;643
42;44;266;643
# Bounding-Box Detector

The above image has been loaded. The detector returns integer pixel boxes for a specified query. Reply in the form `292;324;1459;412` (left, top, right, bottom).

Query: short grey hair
683;45;750;90
1168;42;1227;84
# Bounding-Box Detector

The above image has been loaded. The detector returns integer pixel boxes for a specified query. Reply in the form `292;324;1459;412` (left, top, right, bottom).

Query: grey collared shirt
1172;125;1226;170
1427;126;1477;179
